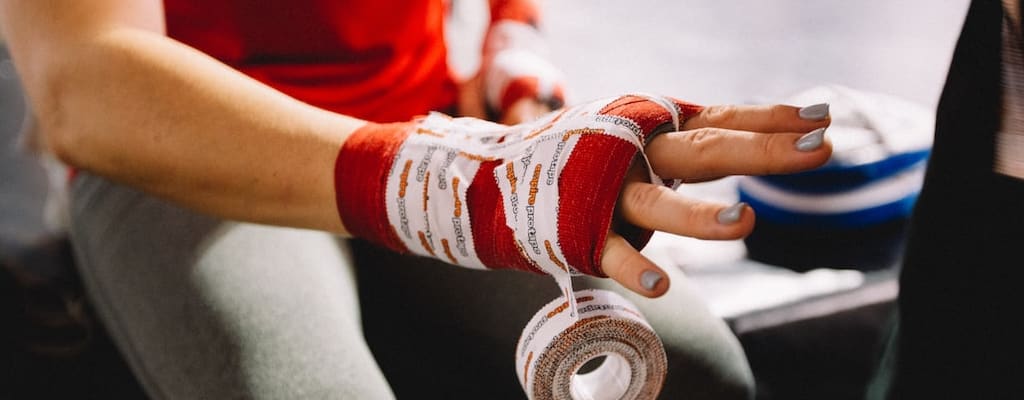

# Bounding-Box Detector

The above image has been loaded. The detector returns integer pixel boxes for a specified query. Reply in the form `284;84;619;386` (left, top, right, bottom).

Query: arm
0;0;362;233
2;0;833;297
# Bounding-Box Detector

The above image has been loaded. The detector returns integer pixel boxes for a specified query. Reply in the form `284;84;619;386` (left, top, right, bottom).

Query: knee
576;277;756;399
660;339;755;400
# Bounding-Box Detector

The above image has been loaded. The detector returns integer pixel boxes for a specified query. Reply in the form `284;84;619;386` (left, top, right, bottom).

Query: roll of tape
516;289;667;400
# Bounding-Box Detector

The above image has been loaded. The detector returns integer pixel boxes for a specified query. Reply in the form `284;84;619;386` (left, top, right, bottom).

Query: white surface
686;260;867;319
542;0;970;108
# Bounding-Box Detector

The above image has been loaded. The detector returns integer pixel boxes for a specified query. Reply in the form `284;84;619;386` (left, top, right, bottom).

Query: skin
0;0;831;298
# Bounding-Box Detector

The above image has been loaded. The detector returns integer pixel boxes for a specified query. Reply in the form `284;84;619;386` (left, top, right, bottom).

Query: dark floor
1;242;147;399
732;271;898;400
0;46;145;399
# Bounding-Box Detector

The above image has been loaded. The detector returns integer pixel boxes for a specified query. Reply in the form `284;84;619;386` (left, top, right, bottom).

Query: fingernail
798;103;830;121
795;127;826;152
717;202;746;224
641;270;662;291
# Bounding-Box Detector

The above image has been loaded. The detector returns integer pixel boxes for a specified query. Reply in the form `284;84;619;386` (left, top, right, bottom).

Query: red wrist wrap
334;121;416;252
335;95;701;277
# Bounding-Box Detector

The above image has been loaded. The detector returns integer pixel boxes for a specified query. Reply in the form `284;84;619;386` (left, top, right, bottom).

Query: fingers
618;178;755;240
601;232;670;298
599;101;832;298
646;126;832;182
456;73;488;119
682;103;830;133
500;98;552;125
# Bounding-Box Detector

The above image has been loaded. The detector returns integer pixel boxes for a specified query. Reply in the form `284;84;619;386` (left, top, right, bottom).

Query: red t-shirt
164;0;459;122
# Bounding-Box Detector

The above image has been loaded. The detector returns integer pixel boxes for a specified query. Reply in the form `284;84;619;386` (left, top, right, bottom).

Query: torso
164;0;458;122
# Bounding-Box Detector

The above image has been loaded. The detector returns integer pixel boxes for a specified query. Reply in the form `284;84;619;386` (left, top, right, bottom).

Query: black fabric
874;0;1024;397
744;217;909;273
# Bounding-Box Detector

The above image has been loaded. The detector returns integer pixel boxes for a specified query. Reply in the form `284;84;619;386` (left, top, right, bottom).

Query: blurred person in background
867;0;1024;398
0;0;834;398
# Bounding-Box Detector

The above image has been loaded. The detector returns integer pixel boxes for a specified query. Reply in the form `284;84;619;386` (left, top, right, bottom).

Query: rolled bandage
516;289;667;400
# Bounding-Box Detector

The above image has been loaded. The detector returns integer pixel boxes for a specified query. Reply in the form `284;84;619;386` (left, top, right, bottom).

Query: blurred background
546;1;966;106
1;1;973;399
537;1;971;399
530;1;970;399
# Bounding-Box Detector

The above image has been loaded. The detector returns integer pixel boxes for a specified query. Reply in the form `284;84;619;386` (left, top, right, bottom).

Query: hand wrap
482;19;566;116
335;95;702;278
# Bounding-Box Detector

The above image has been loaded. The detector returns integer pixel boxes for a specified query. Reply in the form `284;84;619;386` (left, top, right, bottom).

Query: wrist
334;120;417;248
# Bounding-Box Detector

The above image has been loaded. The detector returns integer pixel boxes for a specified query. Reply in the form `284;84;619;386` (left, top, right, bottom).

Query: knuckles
697;105;738;127
620;183;672;223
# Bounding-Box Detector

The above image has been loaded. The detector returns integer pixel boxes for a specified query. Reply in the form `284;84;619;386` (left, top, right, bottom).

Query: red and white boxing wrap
482;19;566;113
335;94;698;398
336;94;700;278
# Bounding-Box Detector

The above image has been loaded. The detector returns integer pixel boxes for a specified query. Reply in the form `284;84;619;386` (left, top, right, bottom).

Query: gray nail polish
798;103;830;121
641;270;662;291
717;202;746;224
795;127;826;152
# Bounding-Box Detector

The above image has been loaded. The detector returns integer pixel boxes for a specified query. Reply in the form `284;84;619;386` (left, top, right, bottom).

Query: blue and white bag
738;85;934;271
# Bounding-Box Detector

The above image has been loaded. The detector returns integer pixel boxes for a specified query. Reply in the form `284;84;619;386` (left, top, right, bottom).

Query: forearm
16;28;364;233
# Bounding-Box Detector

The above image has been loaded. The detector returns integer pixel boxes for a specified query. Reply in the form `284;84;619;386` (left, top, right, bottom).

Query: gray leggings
69;172;754;399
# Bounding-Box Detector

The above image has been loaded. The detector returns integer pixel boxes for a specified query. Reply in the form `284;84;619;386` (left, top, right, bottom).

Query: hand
336;96;831;299
455;73;555;124
601;104;832;297
499;97;552;125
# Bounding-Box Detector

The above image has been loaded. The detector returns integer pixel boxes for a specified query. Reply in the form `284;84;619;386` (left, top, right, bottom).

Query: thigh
69;174;393;400
354;240;556;400
355;241;754;400
579;271;755;400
